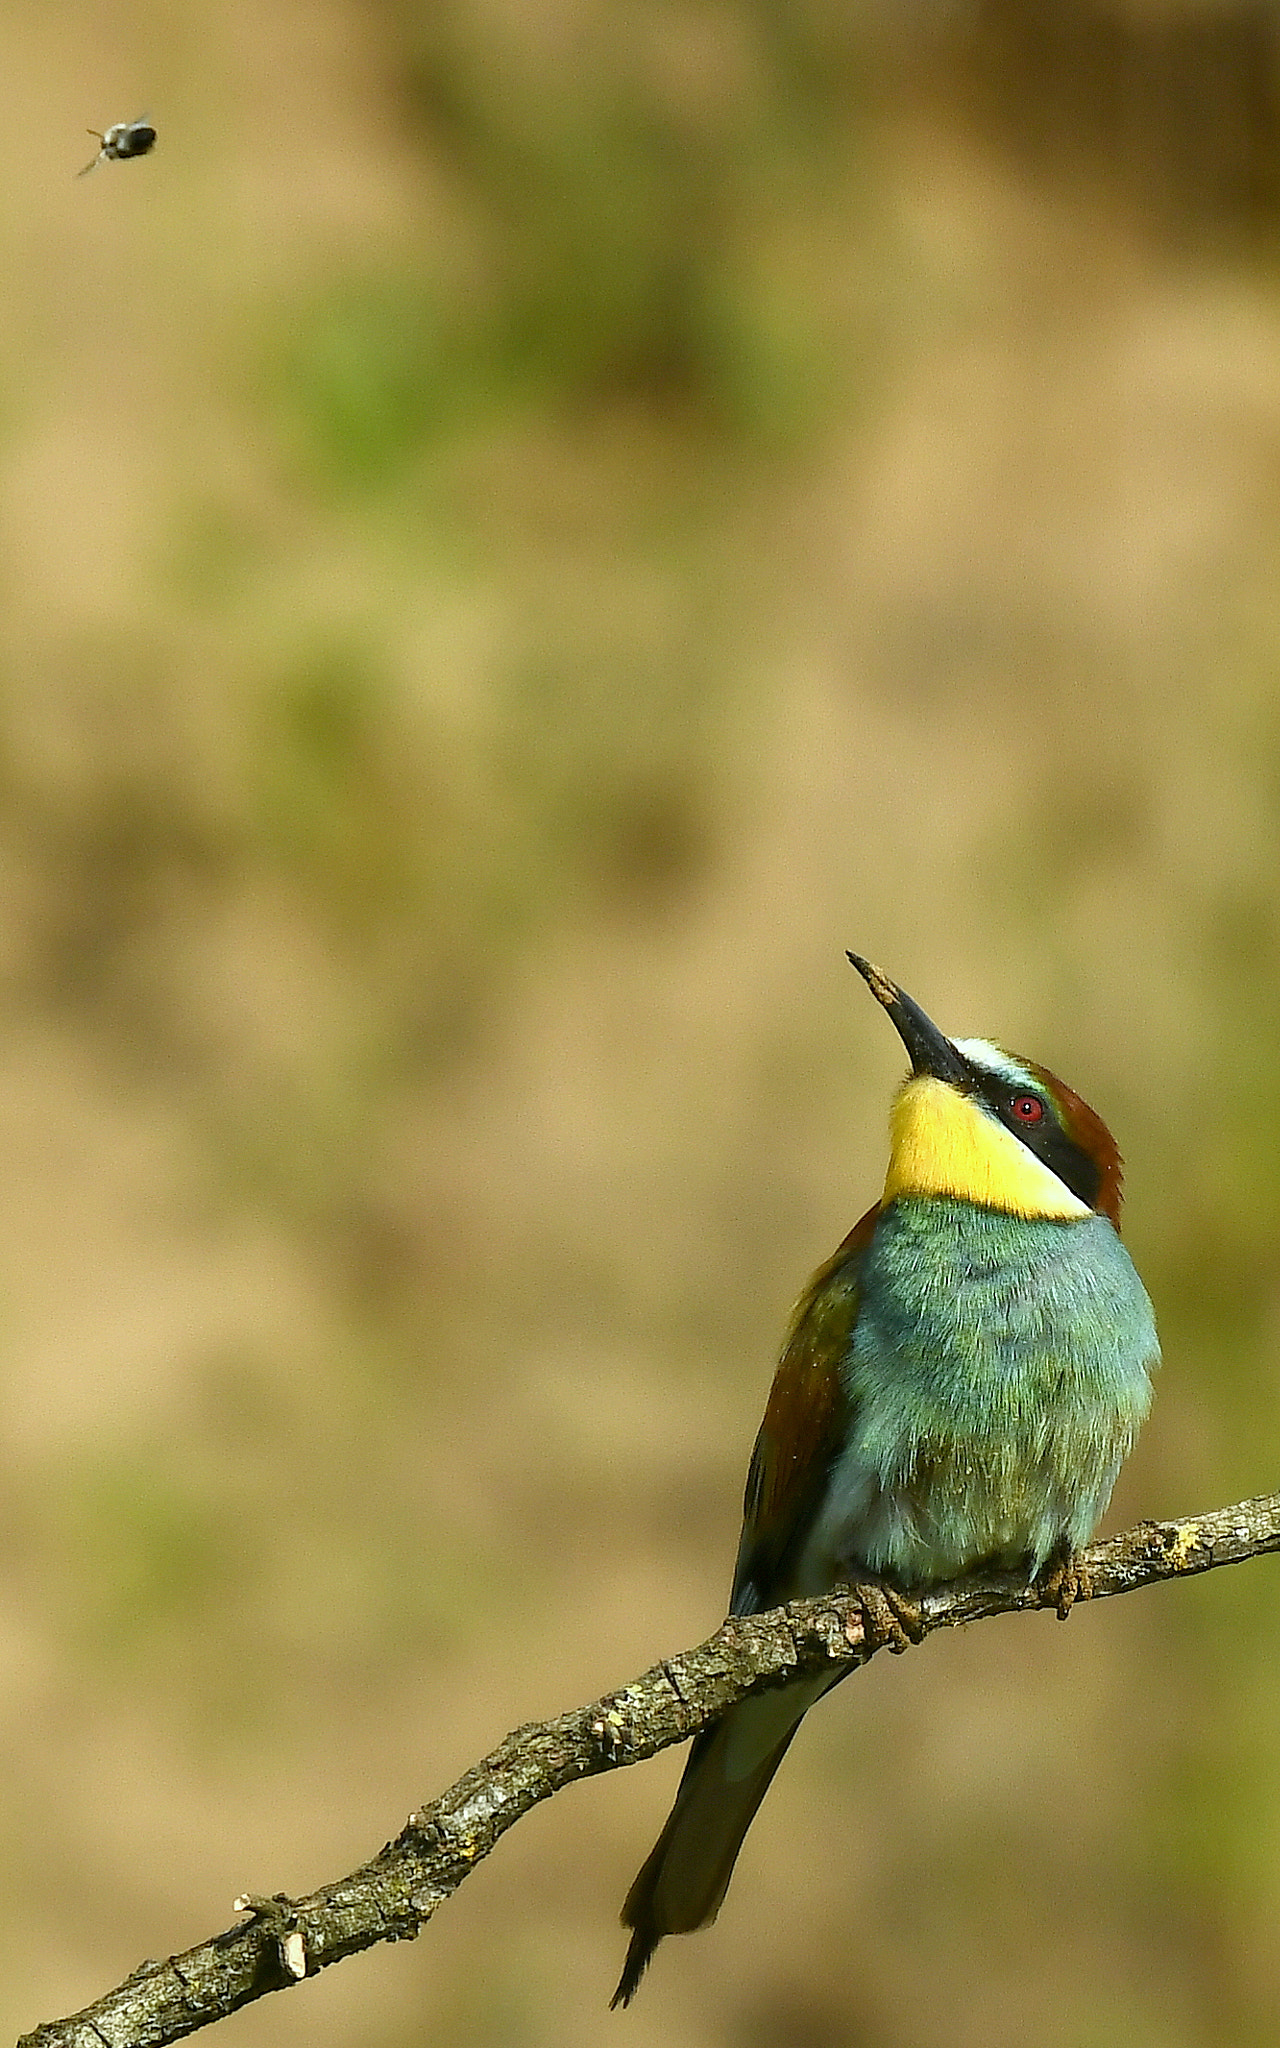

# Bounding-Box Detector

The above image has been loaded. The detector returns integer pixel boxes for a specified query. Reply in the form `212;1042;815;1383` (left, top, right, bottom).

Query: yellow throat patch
883;1074;1091;1220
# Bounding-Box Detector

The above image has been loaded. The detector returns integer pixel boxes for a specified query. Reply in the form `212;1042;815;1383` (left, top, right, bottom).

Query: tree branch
20;1494;1280;2048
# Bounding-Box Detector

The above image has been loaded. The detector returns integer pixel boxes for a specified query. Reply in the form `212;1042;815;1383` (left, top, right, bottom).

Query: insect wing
77;132;106;177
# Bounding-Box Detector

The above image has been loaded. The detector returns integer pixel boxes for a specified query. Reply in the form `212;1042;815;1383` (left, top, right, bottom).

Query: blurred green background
4;2;1280;2044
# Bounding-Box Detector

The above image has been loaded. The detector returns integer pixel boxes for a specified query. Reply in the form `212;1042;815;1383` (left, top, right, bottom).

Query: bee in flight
78;118;156;178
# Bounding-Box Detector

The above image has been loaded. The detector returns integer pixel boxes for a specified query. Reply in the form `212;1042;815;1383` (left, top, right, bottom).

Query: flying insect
78;118;156;177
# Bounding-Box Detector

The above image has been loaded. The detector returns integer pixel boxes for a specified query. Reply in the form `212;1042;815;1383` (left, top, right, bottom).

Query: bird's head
847;954;1124;1227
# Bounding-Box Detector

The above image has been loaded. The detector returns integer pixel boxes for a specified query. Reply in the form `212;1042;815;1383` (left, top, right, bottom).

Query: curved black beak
846;953;972;1089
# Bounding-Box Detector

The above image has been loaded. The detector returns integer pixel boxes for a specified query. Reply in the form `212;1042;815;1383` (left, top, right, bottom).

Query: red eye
1011;1094;1045;1125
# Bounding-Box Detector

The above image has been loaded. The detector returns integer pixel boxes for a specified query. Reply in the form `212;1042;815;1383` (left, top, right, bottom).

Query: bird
612;953;1159;2007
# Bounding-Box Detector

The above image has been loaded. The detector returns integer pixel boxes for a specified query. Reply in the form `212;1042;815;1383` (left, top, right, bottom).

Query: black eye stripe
969;1067;1101;1209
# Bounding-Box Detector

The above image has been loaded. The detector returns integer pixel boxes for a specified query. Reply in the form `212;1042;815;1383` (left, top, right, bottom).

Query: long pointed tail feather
611;1679;829;2007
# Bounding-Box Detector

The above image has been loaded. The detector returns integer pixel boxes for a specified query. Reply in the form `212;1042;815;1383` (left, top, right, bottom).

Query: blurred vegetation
3;3;1280;2046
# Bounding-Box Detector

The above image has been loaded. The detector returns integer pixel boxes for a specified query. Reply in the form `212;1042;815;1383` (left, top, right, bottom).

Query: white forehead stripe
950;1037;1039;1094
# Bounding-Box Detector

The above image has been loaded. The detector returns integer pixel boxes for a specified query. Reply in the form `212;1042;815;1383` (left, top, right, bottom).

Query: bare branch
20;1494;1280;2048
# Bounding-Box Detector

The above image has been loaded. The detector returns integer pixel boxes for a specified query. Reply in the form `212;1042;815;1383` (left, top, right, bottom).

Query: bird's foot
1036;1546;1092;1620
837;1574;925;1655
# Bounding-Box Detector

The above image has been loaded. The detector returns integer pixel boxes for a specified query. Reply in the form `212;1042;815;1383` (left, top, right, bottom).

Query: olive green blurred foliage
273;4;865;494
6;4;1280;2046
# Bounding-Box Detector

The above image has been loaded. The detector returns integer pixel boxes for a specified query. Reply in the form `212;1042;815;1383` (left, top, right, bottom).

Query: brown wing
730;1205;878;1615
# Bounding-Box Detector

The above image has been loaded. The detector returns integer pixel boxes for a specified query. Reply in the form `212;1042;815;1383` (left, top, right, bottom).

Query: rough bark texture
19;1494;1280;2048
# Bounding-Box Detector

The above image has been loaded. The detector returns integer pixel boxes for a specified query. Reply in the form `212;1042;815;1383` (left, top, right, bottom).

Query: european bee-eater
612;955;1159;2007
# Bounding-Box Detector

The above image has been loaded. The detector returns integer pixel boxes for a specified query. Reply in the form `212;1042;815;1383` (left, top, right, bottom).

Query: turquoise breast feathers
813;1197;1159;1585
